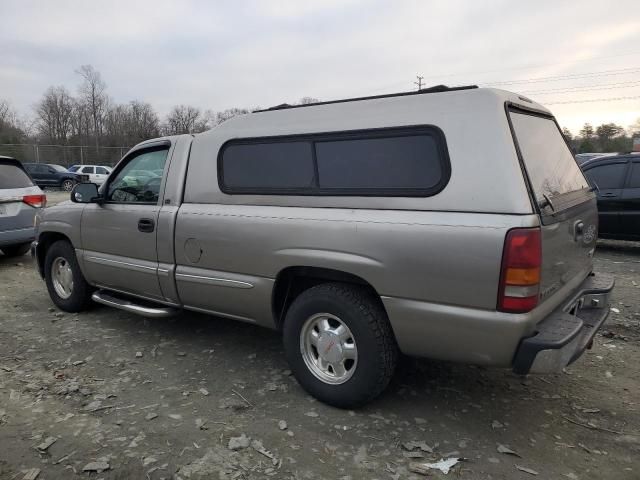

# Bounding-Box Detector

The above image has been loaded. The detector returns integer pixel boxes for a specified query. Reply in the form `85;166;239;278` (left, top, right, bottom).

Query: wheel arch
36;232;73;278
271;265;385;330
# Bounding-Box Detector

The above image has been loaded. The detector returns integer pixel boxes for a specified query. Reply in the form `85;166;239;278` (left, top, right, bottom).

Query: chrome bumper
512;272;615;375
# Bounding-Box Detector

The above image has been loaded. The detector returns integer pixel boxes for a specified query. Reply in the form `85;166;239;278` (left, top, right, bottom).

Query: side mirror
71;182;101;203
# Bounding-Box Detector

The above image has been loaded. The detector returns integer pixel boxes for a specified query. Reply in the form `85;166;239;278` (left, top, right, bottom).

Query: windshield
510;110;589;209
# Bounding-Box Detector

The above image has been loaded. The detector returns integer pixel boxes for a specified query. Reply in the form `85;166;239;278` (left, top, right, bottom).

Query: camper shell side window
218;126;450;197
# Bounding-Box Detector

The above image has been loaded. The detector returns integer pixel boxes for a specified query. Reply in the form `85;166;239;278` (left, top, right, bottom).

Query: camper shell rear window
508;107;590;214
218;126;450;196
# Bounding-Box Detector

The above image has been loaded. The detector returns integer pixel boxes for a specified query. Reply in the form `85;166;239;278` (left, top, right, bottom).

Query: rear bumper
0;227;35;248
512;272;614;374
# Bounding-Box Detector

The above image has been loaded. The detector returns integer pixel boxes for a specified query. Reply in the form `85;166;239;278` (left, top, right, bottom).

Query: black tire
61;179;75;192
283;282;398;408
44;240;93;312
1;242;31;257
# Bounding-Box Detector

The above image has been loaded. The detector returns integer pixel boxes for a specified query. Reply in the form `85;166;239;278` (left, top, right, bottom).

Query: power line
414;75;425;90
484;67;640;86
544;95;640;105
414;50;640;82
346;65;640;101
522;80;640;95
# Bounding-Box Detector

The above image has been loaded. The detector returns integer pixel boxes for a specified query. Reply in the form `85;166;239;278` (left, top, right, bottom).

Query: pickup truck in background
32;87;614;407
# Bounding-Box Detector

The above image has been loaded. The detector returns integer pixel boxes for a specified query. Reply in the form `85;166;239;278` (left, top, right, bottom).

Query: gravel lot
0;195;638;479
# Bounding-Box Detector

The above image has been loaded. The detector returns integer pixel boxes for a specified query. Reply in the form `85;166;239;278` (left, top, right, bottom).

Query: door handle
138;218;155;233
600;192;616;197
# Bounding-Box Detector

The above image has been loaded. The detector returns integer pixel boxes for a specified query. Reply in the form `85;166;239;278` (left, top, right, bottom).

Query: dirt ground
0;195;638;479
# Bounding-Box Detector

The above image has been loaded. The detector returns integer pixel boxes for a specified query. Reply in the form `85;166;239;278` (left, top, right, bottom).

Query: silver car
0;156;46;257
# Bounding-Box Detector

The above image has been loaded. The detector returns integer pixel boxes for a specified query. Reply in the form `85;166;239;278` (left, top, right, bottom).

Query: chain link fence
0;143;130;168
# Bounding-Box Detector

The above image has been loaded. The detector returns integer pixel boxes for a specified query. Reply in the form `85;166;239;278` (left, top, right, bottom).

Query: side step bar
92;290;180;318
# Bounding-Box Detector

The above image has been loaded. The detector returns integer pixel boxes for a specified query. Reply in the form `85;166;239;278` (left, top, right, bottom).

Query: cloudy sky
2;0;639;133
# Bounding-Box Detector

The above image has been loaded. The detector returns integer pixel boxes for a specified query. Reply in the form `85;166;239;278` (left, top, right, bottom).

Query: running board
91;290;180;318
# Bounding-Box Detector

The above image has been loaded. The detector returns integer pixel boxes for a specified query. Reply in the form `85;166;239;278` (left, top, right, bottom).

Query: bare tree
165;105;202;134
0;99;27;143
215;107;250;125
76;65;108;150
630;118;640;137
34;86;75;144
297;96;319;105
0;99;10;124
70;99;92;144
128;101;160;141
103;101;160;145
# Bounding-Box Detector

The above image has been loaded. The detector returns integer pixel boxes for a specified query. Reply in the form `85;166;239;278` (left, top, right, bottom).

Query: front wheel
44;240;93;312
61;179;75;191
283;283;398;408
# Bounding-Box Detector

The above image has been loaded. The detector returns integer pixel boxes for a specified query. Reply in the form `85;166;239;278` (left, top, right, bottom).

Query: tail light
23;194;47;208
497;228;541;313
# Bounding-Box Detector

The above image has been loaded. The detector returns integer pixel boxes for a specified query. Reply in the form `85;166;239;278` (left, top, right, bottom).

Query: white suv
68;165;112;185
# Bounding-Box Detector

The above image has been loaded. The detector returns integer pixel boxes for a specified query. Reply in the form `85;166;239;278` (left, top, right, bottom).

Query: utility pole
414;75;424;90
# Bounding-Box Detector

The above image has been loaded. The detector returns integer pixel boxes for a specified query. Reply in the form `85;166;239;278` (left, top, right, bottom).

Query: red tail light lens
498;228;541;313
22;194;47;208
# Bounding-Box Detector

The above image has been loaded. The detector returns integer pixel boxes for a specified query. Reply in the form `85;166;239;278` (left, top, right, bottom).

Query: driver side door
80;144;171;300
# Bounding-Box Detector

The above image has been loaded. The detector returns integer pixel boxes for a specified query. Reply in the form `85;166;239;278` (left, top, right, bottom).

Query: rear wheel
1;242;31;257
61;179;75;191
283;283;398;408
44;240;93;312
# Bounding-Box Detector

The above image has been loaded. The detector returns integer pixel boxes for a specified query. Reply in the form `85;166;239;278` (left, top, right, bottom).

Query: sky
1;0;640;134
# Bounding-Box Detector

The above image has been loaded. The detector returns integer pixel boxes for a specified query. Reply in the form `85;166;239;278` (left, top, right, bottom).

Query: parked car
49;164;90;183
68;165;112;185
32;86;614;407
580;153;640;240
23;163;84;191
0;156;46;257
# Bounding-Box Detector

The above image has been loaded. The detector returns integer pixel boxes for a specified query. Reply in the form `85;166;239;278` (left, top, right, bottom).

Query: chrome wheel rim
62;180;74;191
51;256;73;299
300;313;358;385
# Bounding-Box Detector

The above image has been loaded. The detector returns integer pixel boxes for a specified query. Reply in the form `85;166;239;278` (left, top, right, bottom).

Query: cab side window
82;166;95;174
107;148;169;203
96;166;109;175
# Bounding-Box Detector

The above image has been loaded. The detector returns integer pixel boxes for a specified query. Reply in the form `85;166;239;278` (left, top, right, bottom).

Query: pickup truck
32;86;614;407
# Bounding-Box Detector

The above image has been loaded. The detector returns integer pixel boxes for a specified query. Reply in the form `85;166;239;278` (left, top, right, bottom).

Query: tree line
0;65;318;150
563;122;640;154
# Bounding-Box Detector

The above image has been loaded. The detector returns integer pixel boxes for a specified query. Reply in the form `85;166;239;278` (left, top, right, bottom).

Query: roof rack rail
255;84;479;113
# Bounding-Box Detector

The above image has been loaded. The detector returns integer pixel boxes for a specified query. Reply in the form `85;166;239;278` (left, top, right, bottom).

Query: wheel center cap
317;333;342;363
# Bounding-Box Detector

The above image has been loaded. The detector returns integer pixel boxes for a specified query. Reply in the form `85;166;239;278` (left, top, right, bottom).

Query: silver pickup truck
33;86;614;407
